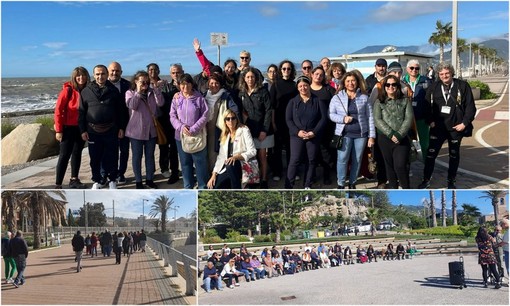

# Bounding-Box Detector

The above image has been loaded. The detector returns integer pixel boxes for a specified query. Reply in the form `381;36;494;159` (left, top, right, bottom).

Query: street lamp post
171;206;180;233
142;199;149;230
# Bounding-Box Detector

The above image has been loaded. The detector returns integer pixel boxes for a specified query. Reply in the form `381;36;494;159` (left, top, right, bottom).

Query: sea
1;77;69;114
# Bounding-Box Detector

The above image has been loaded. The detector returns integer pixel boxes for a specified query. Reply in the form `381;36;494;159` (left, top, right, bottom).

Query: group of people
2;230;29;288
71;229;147;272
201;241;416;292
54;38;476;190
475;219;509;289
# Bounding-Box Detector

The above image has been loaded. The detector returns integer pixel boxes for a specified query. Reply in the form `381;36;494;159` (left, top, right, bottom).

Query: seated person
319;249;331;268
406;240;416;258
301;250;312;271
207;109;257;189
367;245;377;263
396;243;406;260
208;252;224;272
356;245;368;263
333;243;343;265
344;246;354;265
203;261;223;292
240;256;256;281
273;253;285;275
260;247;269;259
263;253;278;278
310;247;321;269
220;251;231;266
328;247;340;267
384;243;395;261
250;255;267;279
289;251;302;272
221;258;244;288
239;243;250;258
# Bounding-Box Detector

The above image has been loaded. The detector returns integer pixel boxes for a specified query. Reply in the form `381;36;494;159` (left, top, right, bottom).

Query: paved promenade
198;253;508;305
1;76;507;190
1;244;195;305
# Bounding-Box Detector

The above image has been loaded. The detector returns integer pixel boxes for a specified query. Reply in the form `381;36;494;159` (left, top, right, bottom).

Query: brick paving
1;244;194;305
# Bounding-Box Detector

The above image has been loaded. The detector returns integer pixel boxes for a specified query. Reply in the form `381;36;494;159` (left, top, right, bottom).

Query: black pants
55;126;85;185
377;135;410;189
115;247;122;264
270;124;290;178
373;132;387;185
423;128;462;181
158;119;179;175
286;136;319;188
214;161;242;189
482;263;500;283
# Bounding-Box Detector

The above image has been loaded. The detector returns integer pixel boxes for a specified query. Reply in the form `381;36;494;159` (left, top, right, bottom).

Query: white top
213;125;257;174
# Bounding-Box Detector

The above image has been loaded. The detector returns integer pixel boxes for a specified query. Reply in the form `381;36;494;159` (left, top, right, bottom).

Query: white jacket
213;125;257;174
221;263;238;276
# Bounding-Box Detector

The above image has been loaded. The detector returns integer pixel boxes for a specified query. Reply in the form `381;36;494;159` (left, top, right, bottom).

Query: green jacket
374;97;414;141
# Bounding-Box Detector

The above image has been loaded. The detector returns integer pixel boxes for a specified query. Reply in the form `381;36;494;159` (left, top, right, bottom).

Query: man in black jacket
418;63;476;189
71;230;85;272
79;64;125;189
365;58;387;94
10;231;28;288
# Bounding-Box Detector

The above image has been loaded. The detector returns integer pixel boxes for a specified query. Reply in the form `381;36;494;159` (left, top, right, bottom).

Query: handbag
181;128;206;154
241;158;260;185
368;147;377;174
330;134;343;150
153;117;167;145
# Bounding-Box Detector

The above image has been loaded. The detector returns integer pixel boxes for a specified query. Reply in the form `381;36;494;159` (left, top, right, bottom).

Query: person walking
2;231;16;284
139;230;147;252
115;232;124;264
54;66;90;189
10;231;28;288
71;230;85;272
90;232;98;257
476;226;501;289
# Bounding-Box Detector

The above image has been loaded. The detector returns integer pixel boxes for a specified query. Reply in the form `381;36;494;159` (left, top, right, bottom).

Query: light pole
142;199;149;230
171;206;180;233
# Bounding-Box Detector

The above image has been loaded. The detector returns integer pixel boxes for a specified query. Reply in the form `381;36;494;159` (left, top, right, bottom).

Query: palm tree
429;191;437;227
365;207;380;236
460;203;481;225
149;195;175;232
457;38;468;77
2;191;18;232
452;191;458;225
428;20;452;63
441;190;447;227
270;213;286;243
480;190;508;226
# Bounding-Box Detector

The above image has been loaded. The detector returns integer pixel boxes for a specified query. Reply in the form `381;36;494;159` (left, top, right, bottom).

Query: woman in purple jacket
170;73;209;189
125;71;164;189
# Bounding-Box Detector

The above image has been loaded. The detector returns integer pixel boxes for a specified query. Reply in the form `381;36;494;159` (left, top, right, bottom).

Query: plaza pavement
1;76;508;190
1;243;195;305
198;253;508;305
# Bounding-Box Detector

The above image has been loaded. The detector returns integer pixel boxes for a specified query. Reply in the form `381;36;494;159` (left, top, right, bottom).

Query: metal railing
146;237;196;296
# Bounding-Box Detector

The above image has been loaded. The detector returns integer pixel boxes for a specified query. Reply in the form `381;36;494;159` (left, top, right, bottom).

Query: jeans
337;137;367;186
504;250;509;276
104;245;112;257
130;137;157;182
14;255;26;285
176;140;208;189
75;250;83;271
254;268;266;279
3;256;16;279
203;276;222;291
55;125;85;185
239;268;255;281
118;136;130;176
223;273;239;286
88;130;119;183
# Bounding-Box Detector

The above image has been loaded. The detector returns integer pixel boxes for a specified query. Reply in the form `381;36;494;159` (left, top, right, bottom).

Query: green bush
34;116;55;130
1;119;16;139
204;228;218;238
253;234;272;243
468;80;498;99
25;236;34;247
410;225;464;236
202;236;222;244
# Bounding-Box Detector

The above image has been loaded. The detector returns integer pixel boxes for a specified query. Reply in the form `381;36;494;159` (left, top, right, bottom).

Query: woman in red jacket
54;66;90;189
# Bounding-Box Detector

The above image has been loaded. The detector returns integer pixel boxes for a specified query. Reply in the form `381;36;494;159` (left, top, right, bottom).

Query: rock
1;123;59;166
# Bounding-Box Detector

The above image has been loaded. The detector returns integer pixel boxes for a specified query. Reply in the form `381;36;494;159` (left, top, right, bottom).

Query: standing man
71;230;85;272
418;63;476;189
403;60;431;161
10;231;28;288
301;60;313;78
139;229;147;252
101;229;113;257
79;64;125;189
365;58;387;94
105;61;131;185
320;57;331;73
238;50;252;72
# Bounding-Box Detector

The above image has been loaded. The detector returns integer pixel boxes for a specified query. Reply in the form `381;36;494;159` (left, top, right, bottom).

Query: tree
78;203;107;227
441;190;446;227
66;208;76;226
460;204;481;226
149;195;175;232
428;20;452;63
2;191;18;232
25;191;66;249
429;191;437;227
452;191;458;225
456;38;468;77
365;207;380;236
480;190;508;226
270;213;286;243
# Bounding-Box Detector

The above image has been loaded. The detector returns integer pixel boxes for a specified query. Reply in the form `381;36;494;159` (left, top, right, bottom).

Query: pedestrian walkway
1;244;195;305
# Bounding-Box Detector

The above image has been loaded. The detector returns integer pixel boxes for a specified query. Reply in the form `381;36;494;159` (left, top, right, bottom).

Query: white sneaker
272;176;281;182
91;182;101;190
109;181;117;189
234;283;240;287
162;171;171;178
304;187;311;190
229;285;234;289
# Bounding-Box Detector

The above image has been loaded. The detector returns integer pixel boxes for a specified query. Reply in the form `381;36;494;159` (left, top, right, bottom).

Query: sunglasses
240;57;250;60
302;66;312;70
225;117;237;121
385;83;398;88
138;81;149;85
409;67;420;71
282;67;292;71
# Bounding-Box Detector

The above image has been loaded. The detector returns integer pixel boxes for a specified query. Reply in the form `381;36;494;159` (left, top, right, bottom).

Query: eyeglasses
385;83;398;88
138;81;149;85
409;67;420;71
282;67;292;71
225;117;237;121
302;66;312;70
240;57;250;60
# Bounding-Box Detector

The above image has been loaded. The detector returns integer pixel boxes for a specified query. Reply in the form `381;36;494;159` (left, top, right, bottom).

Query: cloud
21;45;38;51
259;5;279;17
309;23;338;31
42;42;67;49
369;1;450;22
303;1;329;10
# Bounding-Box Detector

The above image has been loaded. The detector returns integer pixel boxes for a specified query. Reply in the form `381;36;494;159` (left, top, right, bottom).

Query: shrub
202;236;222;244
409;225;464;236
1;119;16;139
204;228;218;238
34;116;55;130
468;80;498;99
253;234;272;243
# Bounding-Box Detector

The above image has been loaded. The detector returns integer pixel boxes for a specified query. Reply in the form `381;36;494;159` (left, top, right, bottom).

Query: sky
1;0;508;77
63;190;197;220
387;190;509;215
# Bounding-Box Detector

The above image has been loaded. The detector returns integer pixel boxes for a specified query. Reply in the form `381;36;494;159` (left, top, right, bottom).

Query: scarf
205;88;225;122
